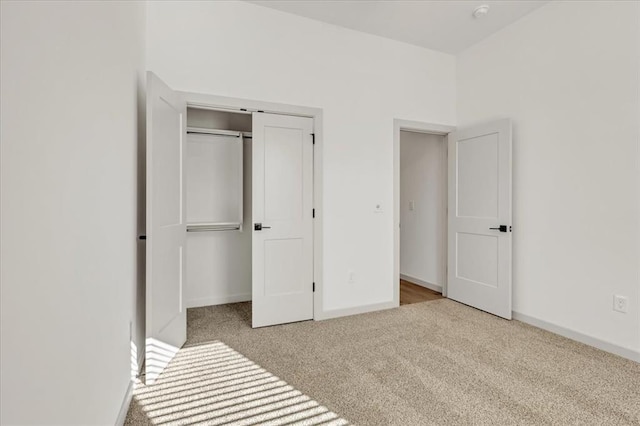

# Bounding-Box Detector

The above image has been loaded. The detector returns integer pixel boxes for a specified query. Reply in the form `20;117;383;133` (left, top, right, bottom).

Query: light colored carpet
127;299;640;425
126;341;348;425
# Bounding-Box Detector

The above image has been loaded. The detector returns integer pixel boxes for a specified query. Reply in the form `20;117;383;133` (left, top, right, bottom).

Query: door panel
456;232;499;288
264;127;304;221
456;133;499;218
145;72;186;383
264;238;304;295
448;119;512;319
252;113;313;328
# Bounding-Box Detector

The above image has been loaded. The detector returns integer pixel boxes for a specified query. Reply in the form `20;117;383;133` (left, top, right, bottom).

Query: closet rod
187;222;242;232
187;131;252;139
187;226;240;233
187;127;242;137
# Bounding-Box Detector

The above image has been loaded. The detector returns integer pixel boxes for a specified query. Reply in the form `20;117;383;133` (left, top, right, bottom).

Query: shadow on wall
125;341;349;425
134;69;147;380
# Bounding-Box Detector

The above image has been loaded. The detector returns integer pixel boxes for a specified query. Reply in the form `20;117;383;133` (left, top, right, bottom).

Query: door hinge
312;208;315;218
313;282;315;292
311;133;315;144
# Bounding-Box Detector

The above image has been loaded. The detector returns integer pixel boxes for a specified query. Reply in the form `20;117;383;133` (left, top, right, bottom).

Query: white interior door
145;72;186;383
252;113;314;328
447;119;512;319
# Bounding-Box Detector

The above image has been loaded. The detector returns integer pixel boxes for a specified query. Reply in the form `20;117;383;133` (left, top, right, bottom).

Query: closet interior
185;107;253;308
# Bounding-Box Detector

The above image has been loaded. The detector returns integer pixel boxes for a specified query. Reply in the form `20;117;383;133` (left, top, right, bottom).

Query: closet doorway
145;72;323;383
184;107;314;327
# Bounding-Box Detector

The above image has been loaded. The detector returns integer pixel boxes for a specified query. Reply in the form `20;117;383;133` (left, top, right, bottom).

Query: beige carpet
127;299;640;425
126;340;348;425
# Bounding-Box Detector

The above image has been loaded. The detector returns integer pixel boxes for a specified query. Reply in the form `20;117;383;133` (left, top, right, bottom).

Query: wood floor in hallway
399;279;443;305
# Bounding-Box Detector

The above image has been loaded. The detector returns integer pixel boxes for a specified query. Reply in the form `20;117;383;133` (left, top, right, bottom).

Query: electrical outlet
613;295;628;313
129;320;133;340
409;200;415;211
348;270;356;284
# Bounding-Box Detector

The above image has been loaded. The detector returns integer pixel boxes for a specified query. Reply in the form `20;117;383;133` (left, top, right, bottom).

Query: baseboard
512;311;640;363
115;379;134;426
400;273;442;293
186;293;251;309
316;301;396;321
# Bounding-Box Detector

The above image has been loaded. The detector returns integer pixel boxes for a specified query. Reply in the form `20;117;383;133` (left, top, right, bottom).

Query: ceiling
249;0;549;54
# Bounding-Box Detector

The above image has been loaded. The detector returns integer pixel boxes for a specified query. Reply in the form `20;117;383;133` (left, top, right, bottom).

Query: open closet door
145;72;187;383
252;113;314;328
447;119;512;319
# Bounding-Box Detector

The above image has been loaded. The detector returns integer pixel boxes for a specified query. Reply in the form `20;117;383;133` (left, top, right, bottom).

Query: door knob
254;223;271;231
489;225;508;232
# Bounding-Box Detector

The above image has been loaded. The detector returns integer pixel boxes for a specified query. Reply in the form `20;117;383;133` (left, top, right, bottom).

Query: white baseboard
115;379;134;426
316;301;396;321
512;311;639;363
400;273;442;293
186;293;251;309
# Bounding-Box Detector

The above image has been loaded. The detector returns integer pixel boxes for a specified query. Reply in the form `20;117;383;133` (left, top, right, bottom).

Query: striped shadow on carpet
127;341;349;426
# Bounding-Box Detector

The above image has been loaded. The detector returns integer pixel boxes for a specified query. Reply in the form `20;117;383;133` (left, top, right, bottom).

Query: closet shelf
187;222;242;232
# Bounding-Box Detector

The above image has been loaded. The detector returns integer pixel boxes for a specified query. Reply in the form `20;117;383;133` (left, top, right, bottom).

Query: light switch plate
613;295;628;313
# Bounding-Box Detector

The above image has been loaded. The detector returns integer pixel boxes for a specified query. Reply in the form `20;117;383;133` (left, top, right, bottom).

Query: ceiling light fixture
473;4;490;19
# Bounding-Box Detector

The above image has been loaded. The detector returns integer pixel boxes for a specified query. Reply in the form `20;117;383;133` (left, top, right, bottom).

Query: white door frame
393;119;456;305
179;90;324;320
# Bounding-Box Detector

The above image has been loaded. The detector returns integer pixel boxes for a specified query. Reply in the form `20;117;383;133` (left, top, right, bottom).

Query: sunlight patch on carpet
133;341;349;425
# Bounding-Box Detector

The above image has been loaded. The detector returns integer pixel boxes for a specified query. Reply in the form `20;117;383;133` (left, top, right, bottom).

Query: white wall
400;131;446;288
457;0;640;355
0;1;145;424
146;0;456;313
